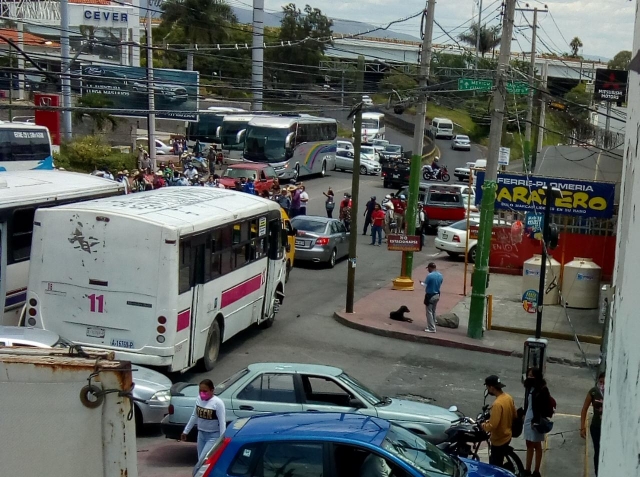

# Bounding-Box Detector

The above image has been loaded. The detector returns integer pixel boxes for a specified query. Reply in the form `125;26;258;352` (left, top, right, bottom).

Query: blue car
193;412;514;477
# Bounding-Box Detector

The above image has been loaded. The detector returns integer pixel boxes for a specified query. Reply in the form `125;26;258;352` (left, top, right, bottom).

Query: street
137;134;594;477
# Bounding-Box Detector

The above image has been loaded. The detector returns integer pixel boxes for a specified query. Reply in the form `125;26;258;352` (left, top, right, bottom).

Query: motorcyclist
431;156;441;172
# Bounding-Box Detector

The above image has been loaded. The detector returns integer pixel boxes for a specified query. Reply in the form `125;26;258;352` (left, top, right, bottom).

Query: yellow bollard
487;294;493;330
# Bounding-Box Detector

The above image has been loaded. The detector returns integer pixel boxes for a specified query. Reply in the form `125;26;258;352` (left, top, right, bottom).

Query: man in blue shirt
421;262;443;333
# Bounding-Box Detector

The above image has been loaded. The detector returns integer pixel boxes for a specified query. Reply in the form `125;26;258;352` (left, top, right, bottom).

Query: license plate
111;339;134;349
442;233;448;240
295;239;305;246
393;174;400;178
86;326;105;338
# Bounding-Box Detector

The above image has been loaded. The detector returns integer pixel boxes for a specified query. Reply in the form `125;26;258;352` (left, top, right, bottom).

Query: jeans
363;215;372;235
489;441;511;468
371;225;382;245
326;207;334;218
590;424;601;475
300;207;307;216
425;293;440;331
197;430;220;460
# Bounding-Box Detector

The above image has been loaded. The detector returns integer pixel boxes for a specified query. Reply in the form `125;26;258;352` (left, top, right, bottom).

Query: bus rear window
0;130;50;162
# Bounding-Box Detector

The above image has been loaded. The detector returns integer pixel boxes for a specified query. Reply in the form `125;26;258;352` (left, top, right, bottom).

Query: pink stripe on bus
221;274;263;308
177;309;191;332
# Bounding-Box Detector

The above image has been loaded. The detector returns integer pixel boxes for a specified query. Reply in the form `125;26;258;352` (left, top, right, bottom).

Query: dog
389;305;412;323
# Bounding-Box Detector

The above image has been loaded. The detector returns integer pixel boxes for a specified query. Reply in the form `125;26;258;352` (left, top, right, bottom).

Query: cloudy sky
269;0;636;60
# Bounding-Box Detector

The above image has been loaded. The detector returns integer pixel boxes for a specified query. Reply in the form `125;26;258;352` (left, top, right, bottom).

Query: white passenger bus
0;170;124;326
0;122;54;171
220;113;260;162
243;115;337;181
27;188;287;372
186;107;247;148
355;112;386;143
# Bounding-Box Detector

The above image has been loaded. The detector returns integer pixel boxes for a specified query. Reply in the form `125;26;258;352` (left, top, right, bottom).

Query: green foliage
458;23;501;57
379;71;417;93
608;50;632;70
73;94;118;133
59;136;136;172
267;4;333;84
161;0;236;46
569;37;583;57
431;52;470;70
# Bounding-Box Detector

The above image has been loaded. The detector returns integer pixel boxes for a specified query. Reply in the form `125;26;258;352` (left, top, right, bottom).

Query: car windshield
456;136;470;141
223;168;258;180
383;424;456;477
221;120;250;149
243;126;289;163
362;120;378;129
338;373;384;405
292;218;328;233
361;147;375;155
385;145;402;153
373;140;389;146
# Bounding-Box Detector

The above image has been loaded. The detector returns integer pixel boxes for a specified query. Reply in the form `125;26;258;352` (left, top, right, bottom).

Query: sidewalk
334;257;602;366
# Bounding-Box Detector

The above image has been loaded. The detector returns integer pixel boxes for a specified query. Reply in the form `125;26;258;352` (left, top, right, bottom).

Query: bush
59;135;136;172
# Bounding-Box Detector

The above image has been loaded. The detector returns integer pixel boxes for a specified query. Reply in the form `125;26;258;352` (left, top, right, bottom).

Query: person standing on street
395;195;407;233
416;202;426;248
299;185;309;215
581;372;605;476
421;262;442;333
363;196;377;236
290;185;302;217
482;375;517;469
370;204;385;246
181;379;226;461
207;145;217;173
382;196;395;238
323;187;335;218
339;193;352;232
521;367;554;477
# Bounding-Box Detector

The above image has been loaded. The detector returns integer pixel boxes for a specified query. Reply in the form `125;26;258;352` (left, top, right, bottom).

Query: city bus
26;187;287;372
243;115;337;181
0;170;124;326
0;122;54;171
355;112;386;143
186;107;247;149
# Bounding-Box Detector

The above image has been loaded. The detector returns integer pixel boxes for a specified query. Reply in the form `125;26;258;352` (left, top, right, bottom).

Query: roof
0;29;59;48
246;362;343;376
39;187;281;233
0;121;49;130
69;0;111;4
362;112;385;119
234;412;389;445
0;170;124;210
0;326;60;347
248;115;337;128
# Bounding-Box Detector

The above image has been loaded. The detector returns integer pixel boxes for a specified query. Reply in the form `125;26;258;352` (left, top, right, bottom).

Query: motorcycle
422;164;451;182
438;405;525;476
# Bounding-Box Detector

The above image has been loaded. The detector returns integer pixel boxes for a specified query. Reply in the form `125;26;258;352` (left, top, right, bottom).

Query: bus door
260;218;283;321
0;223;6;325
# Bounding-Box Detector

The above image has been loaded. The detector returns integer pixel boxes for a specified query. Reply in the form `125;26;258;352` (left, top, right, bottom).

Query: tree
161;0;237;71
569;37;583;57
73;94;118;134
267;4;333;84
458;23;501;57
608;50;632;70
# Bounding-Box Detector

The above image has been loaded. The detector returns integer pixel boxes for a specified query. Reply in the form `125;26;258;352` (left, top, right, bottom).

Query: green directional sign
506;81;529;95
458;78;493;92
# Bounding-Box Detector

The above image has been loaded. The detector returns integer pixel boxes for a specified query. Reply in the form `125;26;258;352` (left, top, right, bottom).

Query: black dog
390;305;412;323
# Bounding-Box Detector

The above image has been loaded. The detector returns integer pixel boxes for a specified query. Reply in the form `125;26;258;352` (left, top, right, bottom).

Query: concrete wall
600;4;640;475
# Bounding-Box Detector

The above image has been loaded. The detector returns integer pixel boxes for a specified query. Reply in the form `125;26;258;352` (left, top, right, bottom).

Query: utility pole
394;0;436;290
604;101;612;148
467;0;516;339
341;70;345;107
346;102;363;313
146;5;156;164
17;16;24;101
531;87;542;171
251;0;264;111
536;60;548;157
474;0;483;70
60;0;72;141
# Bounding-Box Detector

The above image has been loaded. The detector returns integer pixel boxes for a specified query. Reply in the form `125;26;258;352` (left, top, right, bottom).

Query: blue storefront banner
475;172;616;219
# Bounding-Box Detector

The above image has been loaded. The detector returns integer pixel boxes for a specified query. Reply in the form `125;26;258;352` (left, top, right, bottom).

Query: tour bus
243;115;337;181
0;170;124;326
355;112;386;143
0;122;54;171
26;188;288;372
186;107;247;148
220;113;260;163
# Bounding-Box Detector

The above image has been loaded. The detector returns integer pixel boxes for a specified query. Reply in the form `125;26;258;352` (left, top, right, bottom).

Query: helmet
434;156;440;162
400;195;406;200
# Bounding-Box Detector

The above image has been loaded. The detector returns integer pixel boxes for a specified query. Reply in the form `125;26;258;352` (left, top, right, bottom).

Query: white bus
0;122;54;171
243;115;337;181
220;113;261;162
26;188;287;372
186;107;247;148
0;170;124;326
355;112;386;143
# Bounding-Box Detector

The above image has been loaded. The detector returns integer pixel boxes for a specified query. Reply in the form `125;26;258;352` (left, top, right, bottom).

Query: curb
490;325;602;345
333;311;595;368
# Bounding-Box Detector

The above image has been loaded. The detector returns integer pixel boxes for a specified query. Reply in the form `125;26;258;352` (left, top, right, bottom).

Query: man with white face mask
182;379;227;460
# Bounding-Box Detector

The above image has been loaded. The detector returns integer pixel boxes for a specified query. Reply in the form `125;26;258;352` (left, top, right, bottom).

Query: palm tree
73;94;118;134
161;0;237;71
459;23;502;57
569;37;583;57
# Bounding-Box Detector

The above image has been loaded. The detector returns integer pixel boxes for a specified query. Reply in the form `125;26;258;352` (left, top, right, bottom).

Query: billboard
475;172;616;219
594;68;628;102
81;65;199;121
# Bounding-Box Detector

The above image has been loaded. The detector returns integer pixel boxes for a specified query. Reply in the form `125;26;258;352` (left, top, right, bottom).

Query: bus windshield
243;126;289;163
0;128;52;169
362;120;379;129
187;115;224;144
221;120;250;150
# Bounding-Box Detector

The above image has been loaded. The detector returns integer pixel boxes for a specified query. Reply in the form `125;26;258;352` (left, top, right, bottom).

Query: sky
265;0;636;61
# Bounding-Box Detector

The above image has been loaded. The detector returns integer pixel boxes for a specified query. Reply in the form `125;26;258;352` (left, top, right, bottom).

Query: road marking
538;146;551;172
594;151;602;181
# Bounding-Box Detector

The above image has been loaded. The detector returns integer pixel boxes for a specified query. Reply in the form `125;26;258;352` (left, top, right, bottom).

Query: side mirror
215;126;221;139
285;132;294;149
349;398;365;409
448;405;458;413
236;129;246;144
288;228;297;237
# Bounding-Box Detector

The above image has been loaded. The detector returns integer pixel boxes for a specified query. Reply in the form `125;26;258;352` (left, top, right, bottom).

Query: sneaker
532;472;541;477
425;329;436;333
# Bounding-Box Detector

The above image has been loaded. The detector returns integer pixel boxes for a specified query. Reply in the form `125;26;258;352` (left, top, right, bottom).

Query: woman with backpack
521;367;554;477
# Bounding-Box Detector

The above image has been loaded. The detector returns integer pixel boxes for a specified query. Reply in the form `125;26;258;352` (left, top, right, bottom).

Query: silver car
291;216;350;268
451;134;471;151
0;326;171;429
161;363;461;444
335;150;381;175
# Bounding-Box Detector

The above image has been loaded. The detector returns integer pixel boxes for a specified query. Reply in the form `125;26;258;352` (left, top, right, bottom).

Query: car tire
360;165;367;175
328;248;337;268
134;404;144;434
469;246;477;263
321;161;327;177
202;320;221;371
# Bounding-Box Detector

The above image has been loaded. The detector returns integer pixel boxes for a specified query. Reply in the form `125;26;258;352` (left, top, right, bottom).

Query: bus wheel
202;320;221;371
293;164;300;181
285;260;291;283
260;293;278;329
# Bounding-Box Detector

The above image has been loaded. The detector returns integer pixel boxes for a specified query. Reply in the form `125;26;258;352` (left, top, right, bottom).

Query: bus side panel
295;141;336;177
3;261;28;326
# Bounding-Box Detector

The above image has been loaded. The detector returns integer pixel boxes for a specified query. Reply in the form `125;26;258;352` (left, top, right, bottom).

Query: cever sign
387;235;421;252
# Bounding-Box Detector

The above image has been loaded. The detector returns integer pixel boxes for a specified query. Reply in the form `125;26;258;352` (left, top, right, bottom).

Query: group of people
263;178;309;217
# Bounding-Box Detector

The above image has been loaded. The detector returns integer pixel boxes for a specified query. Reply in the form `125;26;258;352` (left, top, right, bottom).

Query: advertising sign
498;147;510;166
594;68;628;102
475;172;616;219
387;235;421;252
524;212;543;238
522;289;538;314
81;65;199;121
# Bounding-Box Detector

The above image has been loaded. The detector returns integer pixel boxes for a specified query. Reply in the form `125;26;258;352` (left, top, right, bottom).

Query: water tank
562;258;602;309
522;254;561;305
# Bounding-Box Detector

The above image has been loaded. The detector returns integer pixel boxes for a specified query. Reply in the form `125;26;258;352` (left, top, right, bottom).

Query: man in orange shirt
482;375;517;468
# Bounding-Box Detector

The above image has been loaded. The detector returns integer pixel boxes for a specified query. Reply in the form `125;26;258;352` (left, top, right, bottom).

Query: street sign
458;78;493;92
387;235;421;252
498;147;510;166
506;81;529;95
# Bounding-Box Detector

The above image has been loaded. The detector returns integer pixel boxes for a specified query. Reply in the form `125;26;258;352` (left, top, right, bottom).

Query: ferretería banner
474;172;616;219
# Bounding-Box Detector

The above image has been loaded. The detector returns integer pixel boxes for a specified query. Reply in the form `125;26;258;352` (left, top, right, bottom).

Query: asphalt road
136;159;594;477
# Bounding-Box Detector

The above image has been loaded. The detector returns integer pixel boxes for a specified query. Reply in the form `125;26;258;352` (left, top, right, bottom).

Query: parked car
362;95;373;106
434;218;504;263
451;134;472;151
335;150;381;175
394;183;467;228
219;163;279;194
0;326;172;429
192;412;514;477
133;80;188;103
137;137;173;155
290;217;349;267
161;362;461;444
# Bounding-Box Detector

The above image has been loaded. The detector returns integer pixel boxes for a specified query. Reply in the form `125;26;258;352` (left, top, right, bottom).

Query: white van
431;118;455;139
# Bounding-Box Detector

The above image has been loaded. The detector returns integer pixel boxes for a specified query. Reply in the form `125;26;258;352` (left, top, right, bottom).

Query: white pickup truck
453;159;497;182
